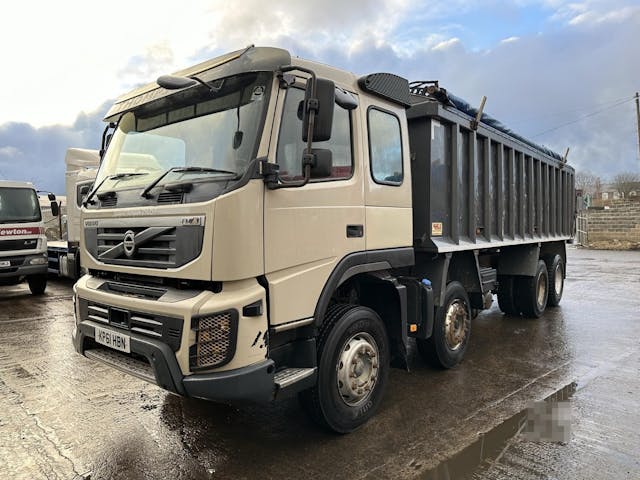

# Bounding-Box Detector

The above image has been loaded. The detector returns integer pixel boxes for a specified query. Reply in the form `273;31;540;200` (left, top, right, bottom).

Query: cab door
362;99;413;251
264;82;365;326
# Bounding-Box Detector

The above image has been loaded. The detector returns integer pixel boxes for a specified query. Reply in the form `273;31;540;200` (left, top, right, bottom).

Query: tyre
514;260;548;318
28;274;47;295
299;304;390;433
544;255;564;307
416;281;471;369
497;275;518;315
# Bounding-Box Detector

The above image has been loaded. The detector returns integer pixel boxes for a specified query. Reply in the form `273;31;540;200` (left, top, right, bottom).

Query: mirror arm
266;65;320;190
99;122;116;159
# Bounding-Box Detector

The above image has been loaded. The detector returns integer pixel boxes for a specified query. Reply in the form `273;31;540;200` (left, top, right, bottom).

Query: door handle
346;225;364;238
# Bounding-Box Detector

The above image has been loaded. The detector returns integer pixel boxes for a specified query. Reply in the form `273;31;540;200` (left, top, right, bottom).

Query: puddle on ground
420;382;577;480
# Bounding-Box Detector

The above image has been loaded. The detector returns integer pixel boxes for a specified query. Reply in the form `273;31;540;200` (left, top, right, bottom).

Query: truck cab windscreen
94;72;271;199
0;188;42;223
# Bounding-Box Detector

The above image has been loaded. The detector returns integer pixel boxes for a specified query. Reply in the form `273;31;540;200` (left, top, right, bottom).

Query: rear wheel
299;304;390;433
416;281;471;369
497;275;518;315
28;274;47;295
544;255;564;307
514;260;548;318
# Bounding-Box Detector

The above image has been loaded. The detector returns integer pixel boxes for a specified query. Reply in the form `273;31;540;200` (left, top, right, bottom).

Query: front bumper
73;274;273;402
74;321;276;402
0;253;48;278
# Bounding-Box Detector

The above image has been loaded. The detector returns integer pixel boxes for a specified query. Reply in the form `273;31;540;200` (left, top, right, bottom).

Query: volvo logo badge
123;230;136;258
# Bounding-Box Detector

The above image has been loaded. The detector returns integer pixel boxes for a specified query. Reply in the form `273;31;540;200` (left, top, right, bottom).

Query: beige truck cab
73;47;574;432
48;148;100;279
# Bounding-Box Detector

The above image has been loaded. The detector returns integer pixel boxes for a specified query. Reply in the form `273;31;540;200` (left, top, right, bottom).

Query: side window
368;108;403;185
277;87;353;181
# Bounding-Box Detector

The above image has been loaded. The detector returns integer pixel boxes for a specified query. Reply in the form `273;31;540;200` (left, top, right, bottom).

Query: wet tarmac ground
1;246;639;479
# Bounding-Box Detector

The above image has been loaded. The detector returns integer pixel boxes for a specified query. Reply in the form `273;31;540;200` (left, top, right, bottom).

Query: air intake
157;192;184;204
190;310;238;370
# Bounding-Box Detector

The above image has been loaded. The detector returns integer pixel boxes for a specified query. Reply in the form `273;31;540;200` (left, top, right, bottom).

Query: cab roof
0;180;36;189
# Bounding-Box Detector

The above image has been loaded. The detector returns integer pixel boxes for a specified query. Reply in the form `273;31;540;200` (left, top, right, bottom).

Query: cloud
0;101;111;193
547;0;640;26
0;146;21;158
0;0;638;190
432;38;462;51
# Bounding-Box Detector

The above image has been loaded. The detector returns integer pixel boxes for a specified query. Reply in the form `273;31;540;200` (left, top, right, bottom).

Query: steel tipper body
0;181;50;294
73;46;575;432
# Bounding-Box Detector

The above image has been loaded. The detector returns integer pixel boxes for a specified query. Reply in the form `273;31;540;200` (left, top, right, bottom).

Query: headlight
29;256;47;265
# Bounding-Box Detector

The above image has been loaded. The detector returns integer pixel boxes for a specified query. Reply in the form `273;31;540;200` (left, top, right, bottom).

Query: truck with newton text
48;148;100;279
0;181;59;294
73;46;575;433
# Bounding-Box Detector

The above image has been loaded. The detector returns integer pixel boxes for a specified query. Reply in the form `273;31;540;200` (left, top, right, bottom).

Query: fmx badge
181;216;203;226
431;222;443;236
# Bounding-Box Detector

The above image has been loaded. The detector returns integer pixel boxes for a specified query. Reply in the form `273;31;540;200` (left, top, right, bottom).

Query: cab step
274;367;316;389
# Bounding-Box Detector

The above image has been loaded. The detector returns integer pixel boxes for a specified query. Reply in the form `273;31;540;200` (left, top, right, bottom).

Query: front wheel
416;281;471;369
299;304;390;433
28;274;47;295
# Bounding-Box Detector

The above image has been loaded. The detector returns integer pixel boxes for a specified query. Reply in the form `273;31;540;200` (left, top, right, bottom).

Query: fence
576;213;588;246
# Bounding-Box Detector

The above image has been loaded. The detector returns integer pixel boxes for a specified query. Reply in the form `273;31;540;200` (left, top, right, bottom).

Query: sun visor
104;47;292;121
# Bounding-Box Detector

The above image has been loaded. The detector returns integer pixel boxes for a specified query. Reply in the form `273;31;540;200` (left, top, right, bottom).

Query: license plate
94;326;130;353
0;260;10;268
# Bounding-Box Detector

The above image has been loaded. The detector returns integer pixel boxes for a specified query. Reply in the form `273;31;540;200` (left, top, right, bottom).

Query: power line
514;95;633;124
531;96;635;138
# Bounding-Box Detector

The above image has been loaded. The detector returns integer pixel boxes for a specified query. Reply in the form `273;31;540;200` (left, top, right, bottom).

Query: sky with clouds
0;0;638;193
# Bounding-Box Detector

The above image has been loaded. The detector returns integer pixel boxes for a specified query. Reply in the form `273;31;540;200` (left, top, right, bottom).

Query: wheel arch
313;248;413;327
313;248;414;369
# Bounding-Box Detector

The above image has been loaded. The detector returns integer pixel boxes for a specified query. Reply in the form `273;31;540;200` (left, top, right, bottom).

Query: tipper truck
0;181;59;294
73;46;575;432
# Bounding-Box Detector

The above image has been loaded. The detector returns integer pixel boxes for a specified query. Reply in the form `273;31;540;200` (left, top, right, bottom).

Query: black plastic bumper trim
183;359;275;403
75;321;276;403
0;263;47;278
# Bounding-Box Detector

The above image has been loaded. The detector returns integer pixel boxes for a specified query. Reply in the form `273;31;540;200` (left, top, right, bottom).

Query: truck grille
0;238;38;251
79;299;183;351
85;224;204;269
1;256;26;266
190;310;238;370
97;226;177;267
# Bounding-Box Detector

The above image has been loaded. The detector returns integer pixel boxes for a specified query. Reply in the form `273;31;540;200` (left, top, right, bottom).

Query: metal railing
576;213;588;246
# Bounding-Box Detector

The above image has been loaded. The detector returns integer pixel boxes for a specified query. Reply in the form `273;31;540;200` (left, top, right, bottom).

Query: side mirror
47;193;56;201
302;78;335;142
50;201;60;217
308;149;333;179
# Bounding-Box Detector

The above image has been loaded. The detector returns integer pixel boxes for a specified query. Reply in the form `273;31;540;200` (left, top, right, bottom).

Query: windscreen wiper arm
83;172;147;206
140;166;237;198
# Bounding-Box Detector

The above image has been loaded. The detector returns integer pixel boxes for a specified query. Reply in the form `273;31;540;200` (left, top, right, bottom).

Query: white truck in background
0;181;58;294
48;148;100;279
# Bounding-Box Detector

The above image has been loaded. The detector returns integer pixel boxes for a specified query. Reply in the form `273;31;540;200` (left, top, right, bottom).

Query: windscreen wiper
83;172;148;206
140;166;237;198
